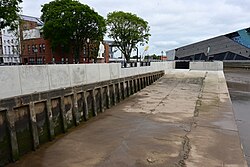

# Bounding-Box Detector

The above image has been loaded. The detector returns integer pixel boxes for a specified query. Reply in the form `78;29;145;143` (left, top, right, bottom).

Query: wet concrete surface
8;70;247;167
224;68;250;166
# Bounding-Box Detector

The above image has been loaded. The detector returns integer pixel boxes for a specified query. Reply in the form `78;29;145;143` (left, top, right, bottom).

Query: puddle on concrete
225;69;250;166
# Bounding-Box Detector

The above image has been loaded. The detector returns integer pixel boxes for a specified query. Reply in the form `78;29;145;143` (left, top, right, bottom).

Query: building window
83;46;86;55
37;57;43;64
29;57;35;64
28;45;30;53
42;44;45;52
8;46;10;54
4;46;6;54
39;44;42;53
12;45;15;54
32;45;35;53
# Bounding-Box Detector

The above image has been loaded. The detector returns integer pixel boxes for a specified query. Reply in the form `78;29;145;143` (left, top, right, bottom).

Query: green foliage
145;54;160;60
106;11;150;61
0;0;22;29
41;0;106;61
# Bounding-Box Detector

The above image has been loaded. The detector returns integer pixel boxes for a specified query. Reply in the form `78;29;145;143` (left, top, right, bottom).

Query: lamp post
87;38;90;63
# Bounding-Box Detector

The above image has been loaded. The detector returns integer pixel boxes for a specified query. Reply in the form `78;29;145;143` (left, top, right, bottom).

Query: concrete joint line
176;135;191;167
176;72;207;167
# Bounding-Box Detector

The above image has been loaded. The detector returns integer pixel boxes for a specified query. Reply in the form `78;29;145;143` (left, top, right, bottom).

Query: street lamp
87;38;90;63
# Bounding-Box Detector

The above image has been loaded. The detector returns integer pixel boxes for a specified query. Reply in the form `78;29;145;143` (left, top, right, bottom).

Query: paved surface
8;70;247;167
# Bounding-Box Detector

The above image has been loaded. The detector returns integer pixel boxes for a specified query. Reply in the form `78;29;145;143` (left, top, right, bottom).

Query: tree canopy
0;0;22;29
41;0;106;61
106;11;150;61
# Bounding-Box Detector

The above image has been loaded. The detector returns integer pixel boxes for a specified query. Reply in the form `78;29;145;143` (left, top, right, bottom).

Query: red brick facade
20;16;109;64
20;19;53;64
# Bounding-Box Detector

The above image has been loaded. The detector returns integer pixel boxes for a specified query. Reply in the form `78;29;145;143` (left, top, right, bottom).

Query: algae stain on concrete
0;112;11;166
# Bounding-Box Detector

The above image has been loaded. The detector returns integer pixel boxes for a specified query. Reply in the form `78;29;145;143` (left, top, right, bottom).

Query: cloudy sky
20;0;250;55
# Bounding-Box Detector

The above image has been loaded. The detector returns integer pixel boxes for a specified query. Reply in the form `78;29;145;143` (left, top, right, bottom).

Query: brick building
20;15;52;64
20;15;110;64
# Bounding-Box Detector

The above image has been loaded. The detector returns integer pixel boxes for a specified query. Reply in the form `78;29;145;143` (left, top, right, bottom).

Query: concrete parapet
0;62;173;100
109;63;121;80
0;66;21;98
48;64;71;89
190;61;223;71
0;61;224;100
19;65;50;95
98;64;111;81
85;64;100;84
69;64;87;86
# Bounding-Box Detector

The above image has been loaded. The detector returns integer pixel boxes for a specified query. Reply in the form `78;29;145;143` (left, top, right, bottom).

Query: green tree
106;11;150;61
41;0;106;62
0;0;22;29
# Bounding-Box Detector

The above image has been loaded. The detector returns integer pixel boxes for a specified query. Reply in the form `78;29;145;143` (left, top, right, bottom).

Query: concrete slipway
8;70;247;167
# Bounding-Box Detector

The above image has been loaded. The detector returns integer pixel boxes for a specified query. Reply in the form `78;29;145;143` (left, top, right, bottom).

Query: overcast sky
20;0;250;55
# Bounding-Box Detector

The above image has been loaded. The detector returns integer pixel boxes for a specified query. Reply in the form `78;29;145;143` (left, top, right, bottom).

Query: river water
224;68;250;166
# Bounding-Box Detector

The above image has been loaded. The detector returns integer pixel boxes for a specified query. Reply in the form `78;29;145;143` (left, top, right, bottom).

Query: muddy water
224;68;250;166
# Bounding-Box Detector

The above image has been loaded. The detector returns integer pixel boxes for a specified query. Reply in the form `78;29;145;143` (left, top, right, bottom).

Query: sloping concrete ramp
8;70;247;167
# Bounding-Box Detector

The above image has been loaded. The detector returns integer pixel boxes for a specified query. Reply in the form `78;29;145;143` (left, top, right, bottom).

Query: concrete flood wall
0;62;173;166
174;61;223;71
189;61;223;71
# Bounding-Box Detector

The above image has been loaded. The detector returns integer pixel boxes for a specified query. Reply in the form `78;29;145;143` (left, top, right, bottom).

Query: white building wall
1;26;20;64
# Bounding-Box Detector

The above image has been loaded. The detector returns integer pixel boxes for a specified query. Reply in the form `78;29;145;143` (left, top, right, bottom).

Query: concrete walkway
8;70;247;167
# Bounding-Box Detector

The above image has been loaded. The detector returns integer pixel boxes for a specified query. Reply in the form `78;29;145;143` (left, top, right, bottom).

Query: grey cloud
20;0;250;55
